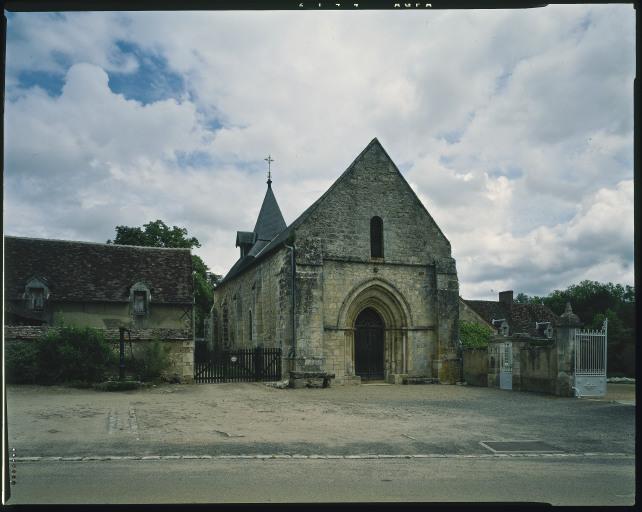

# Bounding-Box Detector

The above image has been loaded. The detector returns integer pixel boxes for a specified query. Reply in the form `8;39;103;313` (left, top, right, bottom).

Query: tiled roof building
460;290;560;338
4;236;193;328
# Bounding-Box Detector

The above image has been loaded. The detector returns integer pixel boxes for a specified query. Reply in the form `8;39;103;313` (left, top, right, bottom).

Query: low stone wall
487;336;561;395
4;325;194;383
517;342;557;395
462;348;488;387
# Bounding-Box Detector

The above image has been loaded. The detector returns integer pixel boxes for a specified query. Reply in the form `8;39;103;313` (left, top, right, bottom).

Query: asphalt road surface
8;456;635;505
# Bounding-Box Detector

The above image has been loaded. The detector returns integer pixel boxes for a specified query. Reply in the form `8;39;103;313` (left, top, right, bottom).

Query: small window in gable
370;216;384;258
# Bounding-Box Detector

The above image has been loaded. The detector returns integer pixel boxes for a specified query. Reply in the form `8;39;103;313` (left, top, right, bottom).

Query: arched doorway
354;307;385;380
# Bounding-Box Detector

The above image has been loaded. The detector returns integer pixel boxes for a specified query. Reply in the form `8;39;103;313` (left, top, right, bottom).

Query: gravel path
6;382;635;457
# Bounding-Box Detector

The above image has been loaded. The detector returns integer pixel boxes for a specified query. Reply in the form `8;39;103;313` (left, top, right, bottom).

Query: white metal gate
574;319;608;397
499;342;513;390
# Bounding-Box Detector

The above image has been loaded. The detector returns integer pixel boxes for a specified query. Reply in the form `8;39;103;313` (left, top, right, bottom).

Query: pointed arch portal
337;278;411;382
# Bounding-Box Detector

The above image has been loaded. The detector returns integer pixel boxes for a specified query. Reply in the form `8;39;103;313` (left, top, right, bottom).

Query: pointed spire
253;158;286;242
560;301;581;326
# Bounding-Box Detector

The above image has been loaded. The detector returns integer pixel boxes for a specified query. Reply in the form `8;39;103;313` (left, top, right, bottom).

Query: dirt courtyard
6;382;635;458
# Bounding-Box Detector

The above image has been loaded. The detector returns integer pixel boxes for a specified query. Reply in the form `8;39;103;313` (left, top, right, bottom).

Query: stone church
211;138;460;384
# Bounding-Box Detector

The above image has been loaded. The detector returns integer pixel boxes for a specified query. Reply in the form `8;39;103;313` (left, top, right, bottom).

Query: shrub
460;320;494;349
130;340;172;382
5;342;39;384
34;325;117;384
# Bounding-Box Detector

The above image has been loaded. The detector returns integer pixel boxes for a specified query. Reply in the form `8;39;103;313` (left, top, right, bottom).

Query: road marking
13;452;634;462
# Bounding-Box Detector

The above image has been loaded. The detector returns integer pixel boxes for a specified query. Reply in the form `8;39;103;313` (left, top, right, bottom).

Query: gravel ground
6;382;635;457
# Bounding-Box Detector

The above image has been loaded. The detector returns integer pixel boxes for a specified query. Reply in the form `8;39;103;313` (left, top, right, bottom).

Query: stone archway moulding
337;277;412;379
336;277;413;330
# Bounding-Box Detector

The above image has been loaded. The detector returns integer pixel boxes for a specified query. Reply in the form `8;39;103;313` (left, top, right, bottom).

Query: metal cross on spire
264;154;274;186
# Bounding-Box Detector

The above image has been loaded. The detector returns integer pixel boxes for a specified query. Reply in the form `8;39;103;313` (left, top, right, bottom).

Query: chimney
499;290;513;307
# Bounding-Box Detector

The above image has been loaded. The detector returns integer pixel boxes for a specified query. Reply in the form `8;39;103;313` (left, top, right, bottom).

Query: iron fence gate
499;341;513;390
194;344;282;383
574;319;608;397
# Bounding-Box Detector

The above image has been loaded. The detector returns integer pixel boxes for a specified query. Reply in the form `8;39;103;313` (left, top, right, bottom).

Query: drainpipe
284;244;296;360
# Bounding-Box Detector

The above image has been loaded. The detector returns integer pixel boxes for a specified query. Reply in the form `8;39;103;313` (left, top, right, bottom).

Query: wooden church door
354;307;385;381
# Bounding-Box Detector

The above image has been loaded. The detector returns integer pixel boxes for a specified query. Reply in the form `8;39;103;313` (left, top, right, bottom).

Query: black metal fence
194;342;282;383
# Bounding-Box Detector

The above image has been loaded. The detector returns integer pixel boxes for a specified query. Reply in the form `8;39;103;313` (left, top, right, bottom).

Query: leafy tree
107;220;214;336
107;220;200;249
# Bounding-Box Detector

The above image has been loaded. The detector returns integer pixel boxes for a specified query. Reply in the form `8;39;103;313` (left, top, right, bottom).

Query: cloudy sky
4;5;635;300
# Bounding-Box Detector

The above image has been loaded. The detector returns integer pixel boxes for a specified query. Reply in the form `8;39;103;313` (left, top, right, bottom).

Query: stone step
402;377;439;385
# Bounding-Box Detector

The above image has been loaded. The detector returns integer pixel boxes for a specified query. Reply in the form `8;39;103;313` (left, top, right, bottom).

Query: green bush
130;340;172;382
34;325;117;384
460;320;494;349
5;342;39;384
6;326;116;385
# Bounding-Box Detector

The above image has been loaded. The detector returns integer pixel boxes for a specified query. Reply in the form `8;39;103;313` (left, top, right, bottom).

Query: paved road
7;456;635;505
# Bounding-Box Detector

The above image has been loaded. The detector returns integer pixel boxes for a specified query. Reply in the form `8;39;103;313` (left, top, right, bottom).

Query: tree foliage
460;320;494;349
515;280;634;329
107;219;200;249
107;219;217;336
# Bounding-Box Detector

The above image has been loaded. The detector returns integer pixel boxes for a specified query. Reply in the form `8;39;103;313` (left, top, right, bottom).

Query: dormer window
29;287;45;311
24;277;49;312
492;318;509;337
130;282;151;317
536;321;553;339
370;216;384;258
133;291;147;315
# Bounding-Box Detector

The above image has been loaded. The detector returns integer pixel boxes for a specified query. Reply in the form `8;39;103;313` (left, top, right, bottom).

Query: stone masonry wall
212;249;289;359
317;259;438;380
462;348;489;387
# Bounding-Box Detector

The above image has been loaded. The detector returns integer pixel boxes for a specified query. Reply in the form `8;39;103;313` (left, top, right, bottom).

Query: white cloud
4;5;634;293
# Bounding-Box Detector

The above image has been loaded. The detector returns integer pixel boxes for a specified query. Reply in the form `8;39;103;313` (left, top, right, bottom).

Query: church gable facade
212;138;460;384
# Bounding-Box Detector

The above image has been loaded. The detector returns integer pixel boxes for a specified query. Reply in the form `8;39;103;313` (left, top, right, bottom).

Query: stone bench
289;371;335;389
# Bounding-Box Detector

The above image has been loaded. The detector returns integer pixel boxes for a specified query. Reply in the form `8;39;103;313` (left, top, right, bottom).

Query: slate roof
4;236;194;304
221;137;446;284
461;298;560;336
235;231;256;247
253;184;287;242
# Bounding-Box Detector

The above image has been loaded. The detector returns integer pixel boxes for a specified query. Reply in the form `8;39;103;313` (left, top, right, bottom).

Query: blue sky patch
494;71;513;94
174;150;214;169
108;41;185;105
17;69;65;96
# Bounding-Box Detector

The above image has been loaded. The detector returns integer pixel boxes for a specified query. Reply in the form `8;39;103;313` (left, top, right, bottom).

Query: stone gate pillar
555;302;582;397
